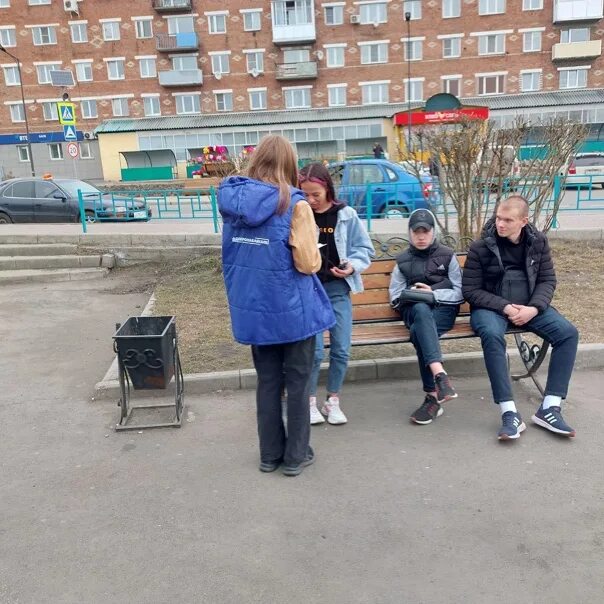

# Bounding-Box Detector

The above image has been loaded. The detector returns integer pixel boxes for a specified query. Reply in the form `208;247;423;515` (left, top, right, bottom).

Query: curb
93;342;604;401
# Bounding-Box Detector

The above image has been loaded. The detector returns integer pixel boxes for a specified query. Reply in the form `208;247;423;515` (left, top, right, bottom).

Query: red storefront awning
394;106;489;126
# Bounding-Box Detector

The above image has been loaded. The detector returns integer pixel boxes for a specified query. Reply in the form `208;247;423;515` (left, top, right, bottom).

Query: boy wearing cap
389;209;464;424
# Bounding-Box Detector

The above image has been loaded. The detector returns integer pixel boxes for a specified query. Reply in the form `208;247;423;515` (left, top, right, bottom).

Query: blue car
327;159;436;218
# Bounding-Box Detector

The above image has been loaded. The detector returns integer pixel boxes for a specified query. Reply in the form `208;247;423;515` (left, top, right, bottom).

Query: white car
562;153;604;188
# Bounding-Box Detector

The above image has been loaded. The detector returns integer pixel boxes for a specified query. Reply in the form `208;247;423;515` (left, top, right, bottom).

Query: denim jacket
333;206;375;294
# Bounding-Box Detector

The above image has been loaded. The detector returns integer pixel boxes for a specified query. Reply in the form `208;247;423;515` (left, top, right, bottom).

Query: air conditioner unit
63;0;79;14
350;14;361;24
214;72;222;80
250;68;260;78
83;131;97;140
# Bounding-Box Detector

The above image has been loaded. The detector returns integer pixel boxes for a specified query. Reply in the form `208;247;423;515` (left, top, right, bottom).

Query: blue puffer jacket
219;176;336;346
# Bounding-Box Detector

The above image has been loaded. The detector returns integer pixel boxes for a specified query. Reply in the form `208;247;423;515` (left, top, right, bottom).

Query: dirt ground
136;239;604;373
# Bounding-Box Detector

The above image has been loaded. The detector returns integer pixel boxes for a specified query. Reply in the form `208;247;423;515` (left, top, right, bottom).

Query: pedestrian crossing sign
57;102;76;125
63;125;77;141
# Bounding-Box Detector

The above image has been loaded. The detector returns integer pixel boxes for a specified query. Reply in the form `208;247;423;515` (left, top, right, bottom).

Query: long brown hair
246;135;298;214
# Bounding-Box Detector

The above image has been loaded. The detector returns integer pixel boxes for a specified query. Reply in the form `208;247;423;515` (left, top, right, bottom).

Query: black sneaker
532;406;576;437
498;411;526;440
435;372;457;403
259;458;282;473
410;394;443;425
282;447;315;477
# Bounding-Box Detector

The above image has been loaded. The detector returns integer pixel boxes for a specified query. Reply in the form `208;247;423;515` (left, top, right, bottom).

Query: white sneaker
321;396;348;425
309;397;325;425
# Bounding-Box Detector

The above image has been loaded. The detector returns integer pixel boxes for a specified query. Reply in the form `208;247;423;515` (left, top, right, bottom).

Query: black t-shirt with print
314;205;341;283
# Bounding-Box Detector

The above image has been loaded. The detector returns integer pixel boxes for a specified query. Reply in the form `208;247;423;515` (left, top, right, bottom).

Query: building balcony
152;0;192;12
158;68;203;87
275;61;318;80
553;0;603;22
271;0;316;45
552;39;602;61
156;32;199;52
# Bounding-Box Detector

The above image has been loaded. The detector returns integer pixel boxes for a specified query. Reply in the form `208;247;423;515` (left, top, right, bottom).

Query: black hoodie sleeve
528;236;556;311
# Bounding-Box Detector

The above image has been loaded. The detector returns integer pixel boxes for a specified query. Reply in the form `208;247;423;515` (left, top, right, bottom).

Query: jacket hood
218;176;286;228
408;208;439;252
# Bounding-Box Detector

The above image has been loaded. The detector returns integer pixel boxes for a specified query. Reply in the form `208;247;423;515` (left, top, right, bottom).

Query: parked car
560;153;604;188
0;178;151;224
327;159;435;219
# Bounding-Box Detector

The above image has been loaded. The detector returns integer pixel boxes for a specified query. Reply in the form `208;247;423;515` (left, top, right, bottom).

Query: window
49;144;63;161
479;0;505;14
442;76;462;96
9;104;25;122
404;79;423;102
75;62;93;82
32;26;57;45
523;0;543;9
106;59;125;80
360;42;389;64
349;164;384;185
0;0;10;7
167;16;195;34
559;68;588;89
477;73;505;95
521;70;542;91
0;27;16;47
443;0;461;17
324;4;344;25
81;99;98;119
139;58;157;78
359;2;387;24
102;21;121;42
5;182;34;198
328;84;346;106
403;39;423;61
561;28;590;43
207;13;227;34
112;98;129;117
134;19;153;39
284;87;311;109
172;55;196;70
555;0;603;21
523;31;542;52
18;146;30;163
143;96;161;117
273;0;313;27
215;91;233;112
2;65;19;86
246;51;264;73
175;94;200;114
442;37;461;58
36;63;62;85
249;89;267;110
325;46;345;68
29;0;51;4
478;34;505;55
242;10;262;31
79;141;93;159
42;102;58;121
211;53;230;75
70;22;88;44
361;82;389;104
403;0;421;19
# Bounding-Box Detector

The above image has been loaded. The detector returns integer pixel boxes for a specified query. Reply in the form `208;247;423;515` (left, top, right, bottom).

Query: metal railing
155;32;199;52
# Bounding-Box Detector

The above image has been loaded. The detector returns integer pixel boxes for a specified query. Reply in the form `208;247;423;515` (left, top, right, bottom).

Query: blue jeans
308;279;352;396
470;306;578;403
401;302;459;392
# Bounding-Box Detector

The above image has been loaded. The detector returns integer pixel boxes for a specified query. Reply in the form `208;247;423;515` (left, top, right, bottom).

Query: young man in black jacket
462;196;578;440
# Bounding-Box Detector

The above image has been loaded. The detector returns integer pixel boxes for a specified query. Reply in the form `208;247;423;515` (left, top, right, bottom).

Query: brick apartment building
0;0;603;181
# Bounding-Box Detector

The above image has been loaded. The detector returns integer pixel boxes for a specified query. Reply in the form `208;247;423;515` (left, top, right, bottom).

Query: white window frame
248;88;267;110
138;57;157;78
523;30;542;52
244;50;265;74
441;75;462;96
80;99;98;119
70;21;88;44
207;12;228;35
32;26;57;46
441;36;461;58
403;0;421;19
42;101;58;121
477;33;506;55
443;0;461;18
214;90;233;112
18;145;30;163
476;72;506;95
133;18;153;40
79;141;93;160
2;64;20;86
402;37;423;61
142;95;161;117
520;69;542;92
111;98;129;117
49;143;63;161
105;58;125;81
171;55;197;71
359;41;389;64
29;0;51;4
561;28;590;43
9;103;25;123
283;86;312;109
360;81;389;105
73;60;93;82
35;63;62;85
324;3;345;25
558;66;588;89
522;0;543;9
324;44;346;68
359;2;388;24
327;83;347;107
0;27;17;47
174;93;201;115
101;20;121;42
241;9;262;31
210;52;231;76
0;0;11;8
478;0;505;15
404;77;424;102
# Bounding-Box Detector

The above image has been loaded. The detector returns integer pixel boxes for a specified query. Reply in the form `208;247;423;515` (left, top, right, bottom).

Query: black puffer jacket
462;221;556;314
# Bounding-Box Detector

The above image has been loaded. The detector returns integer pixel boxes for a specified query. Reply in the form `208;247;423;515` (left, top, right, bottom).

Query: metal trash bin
113;316;184;430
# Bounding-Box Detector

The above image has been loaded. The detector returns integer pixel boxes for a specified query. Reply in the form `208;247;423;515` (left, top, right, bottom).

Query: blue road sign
63;125;77;141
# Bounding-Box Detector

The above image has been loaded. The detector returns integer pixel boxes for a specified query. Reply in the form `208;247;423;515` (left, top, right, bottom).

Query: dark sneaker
282;447;315;477
259;458;282;473
410;394;443;425
435;372;457;403
498;411;526;440
532;406;576;437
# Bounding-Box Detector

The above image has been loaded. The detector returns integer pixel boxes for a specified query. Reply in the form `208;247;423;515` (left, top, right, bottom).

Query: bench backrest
351;255;469;322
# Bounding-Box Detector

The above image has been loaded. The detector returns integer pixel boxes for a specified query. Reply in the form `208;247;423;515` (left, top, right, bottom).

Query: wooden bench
325;250;550;395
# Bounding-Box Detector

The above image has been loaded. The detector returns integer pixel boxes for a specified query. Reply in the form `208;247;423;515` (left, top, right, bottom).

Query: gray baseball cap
409;209;435;231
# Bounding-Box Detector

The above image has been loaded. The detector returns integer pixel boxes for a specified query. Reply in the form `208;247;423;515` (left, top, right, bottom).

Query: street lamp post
0;43;36;177
404;11;412;161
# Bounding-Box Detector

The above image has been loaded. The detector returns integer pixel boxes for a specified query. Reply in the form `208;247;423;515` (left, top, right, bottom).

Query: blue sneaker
498;411;526;440
532;406;576;437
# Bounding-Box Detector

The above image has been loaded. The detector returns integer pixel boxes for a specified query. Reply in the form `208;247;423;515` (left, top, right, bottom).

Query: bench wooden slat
361;273;392;289
363;260;395;274
353;305;399;321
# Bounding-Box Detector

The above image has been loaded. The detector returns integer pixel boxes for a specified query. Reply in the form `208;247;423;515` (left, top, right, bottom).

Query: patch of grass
150;240;604;374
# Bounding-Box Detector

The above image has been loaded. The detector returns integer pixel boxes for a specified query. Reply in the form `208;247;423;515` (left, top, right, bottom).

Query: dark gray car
0;178;151;224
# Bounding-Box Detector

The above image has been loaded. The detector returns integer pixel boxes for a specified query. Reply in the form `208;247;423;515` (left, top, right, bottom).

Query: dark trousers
470;306;578;403
251;337;314;466
401;302;459;392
